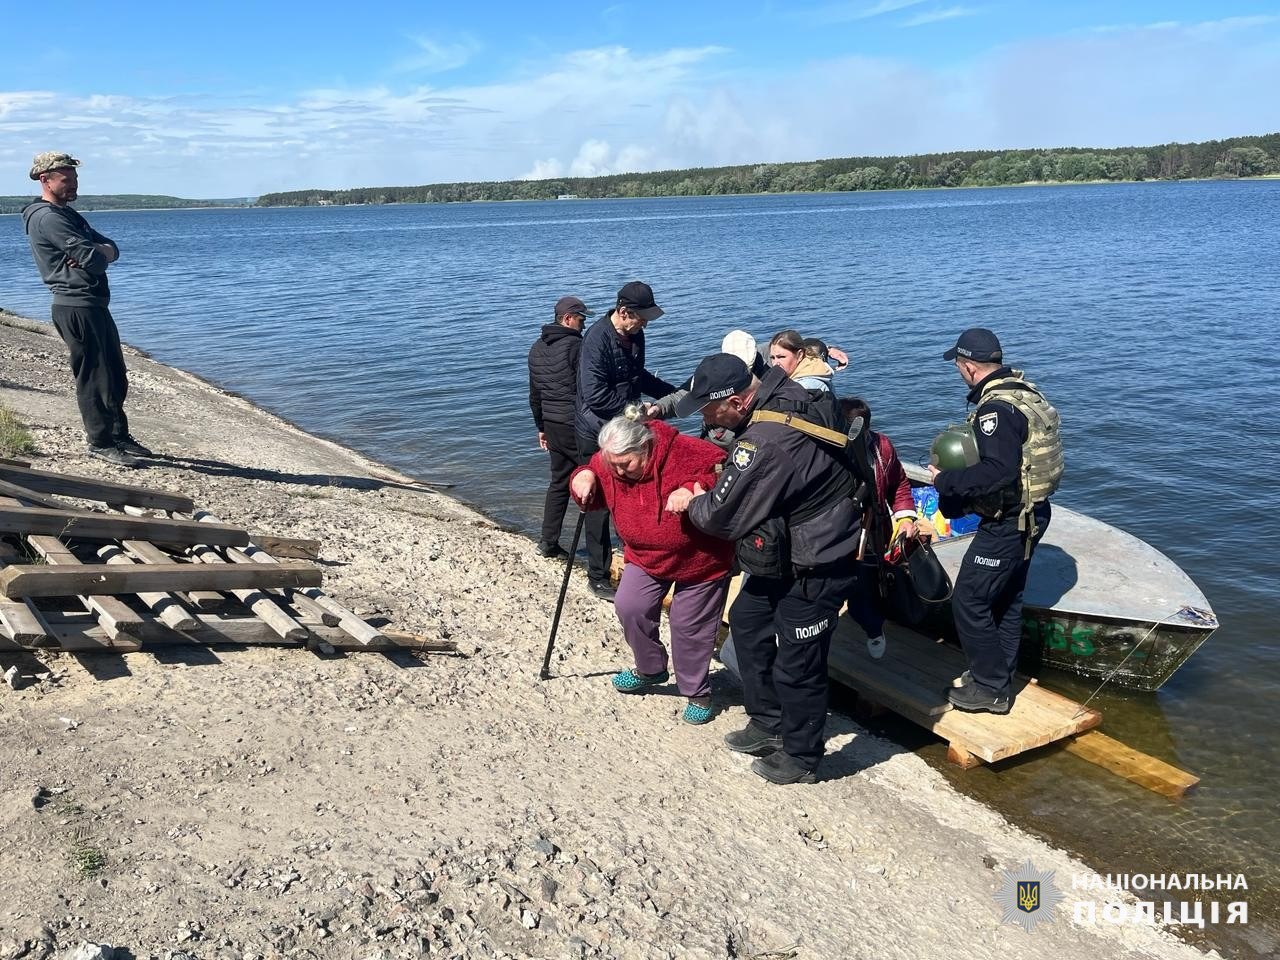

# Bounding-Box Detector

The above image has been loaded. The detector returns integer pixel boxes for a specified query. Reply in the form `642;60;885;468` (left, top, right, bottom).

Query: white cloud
800;0;927;24
901;6;978;28
393;34;482;75
0;21;1276;198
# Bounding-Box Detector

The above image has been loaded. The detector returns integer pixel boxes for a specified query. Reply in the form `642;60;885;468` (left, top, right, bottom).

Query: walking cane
539;511;587;680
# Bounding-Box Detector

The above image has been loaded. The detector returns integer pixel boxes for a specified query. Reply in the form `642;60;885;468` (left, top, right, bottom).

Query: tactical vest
968;371;1064;529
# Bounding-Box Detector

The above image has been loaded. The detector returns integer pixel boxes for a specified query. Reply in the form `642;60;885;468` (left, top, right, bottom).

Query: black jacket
933;366;1029;518
528;323;583;430
687;367;860;568
573;310;677;438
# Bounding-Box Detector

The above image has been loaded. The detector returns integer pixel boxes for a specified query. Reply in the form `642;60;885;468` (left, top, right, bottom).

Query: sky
1;0;1277;198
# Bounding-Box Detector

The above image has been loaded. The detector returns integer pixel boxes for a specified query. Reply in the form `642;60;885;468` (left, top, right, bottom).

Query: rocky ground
0;313;1215;960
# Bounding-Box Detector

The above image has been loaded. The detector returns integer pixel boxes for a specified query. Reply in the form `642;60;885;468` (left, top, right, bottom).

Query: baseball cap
616;281;664;322
554;295;593;321
943;328;1003;363
673;353;753;419
29;151;80;180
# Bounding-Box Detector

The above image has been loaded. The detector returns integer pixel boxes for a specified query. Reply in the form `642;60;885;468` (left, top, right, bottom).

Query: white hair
597;416;652;456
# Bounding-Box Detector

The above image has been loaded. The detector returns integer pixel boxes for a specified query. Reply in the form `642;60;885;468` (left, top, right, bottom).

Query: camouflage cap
29;151;80;180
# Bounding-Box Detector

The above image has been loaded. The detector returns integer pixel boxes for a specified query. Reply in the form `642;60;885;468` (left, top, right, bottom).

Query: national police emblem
994;860;1062;932
731;441;757;471
978;412;998;436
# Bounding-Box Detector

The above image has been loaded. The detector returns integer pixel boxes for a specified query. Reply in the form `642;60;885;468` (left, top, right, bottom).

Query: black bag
882;540;953;626
736;515;791;578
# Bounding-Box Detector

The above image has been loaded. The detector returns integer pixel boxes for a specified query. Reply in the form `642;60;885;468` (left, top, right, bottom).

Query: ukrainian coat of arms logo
994;860;1063;932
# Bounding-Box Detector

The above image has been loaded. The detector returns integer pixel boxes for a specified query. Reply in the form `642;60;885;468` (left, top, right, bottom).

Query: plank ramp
826;618;1102;764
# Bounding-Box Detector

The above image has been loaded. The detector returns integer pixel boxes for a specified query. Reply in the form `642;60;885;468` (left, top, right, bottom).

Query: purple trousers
614;564;729;699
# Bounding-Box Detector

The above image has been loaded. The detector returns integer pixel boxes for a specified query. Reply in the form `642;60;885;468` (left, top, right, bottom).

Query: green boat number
1022;617;1097;657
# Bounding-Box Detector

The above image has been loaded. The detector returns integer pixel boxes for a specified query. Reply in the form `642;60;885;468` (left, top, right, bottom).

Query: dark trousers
539;421;579;547
574;431;614;583
51;303;130;449
728;567;855;770
952;502;1052;697
845;559;885;639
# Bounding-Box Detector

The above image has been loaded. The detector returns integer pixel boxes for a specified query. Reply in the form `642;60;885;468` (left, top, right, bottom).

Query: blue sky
1;0;1277;197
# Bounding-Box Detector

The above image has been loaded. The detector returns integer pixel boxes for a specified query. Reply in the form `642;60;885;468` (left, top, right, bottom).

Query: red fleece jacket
571;420;733;583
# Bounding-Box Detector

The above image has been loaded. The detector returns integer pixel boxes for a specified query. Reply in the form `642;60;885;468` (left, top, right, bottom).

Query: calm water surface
2;184;1277;955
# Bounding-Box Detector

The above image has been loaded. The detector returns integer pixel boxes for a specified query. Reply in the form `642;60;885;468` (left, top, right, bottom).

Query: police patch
730;441;758;471
978;412;998;436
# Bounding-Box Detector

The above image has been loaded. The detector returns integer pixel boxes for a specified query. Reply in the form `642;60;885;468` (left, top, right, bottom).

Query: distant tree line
256;133;1280;207
0;195;242;216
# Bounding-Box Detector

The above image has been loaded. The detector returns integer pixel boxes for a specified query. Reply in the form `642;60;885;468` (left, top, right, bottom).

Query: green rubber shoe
611;668;670;693
682;701;714;725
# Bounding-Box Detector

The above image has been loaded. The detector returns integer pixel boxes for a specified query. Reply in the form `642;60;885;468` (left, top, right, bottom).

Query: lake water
3;184;1278;954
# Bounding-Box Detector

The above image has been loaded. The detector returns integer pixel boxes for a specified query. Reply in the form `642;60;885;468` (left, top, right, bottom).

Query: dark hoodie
21;200;118;306
528;322;583;430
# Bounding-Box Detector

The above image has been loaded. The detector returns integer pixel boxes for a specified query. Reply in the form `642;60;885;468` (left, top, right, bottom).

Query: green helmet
930;423;979;472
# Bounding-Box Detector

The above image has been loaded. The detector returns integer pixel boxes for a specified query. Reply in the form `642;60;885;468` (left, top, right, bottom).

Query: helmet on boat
930;423;979;472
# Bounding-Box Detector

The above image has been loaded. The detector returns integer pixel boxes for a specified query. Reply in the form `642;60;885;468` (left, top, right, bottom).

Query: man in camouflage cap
22;151;151;467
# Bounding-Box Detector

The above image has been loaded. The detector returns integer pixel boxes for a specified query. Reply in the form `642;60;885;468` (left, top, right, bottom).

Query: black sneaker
751;750;817;785
948;680;1011;715
87;445;142;468
588;579;616;602
723;721;783;756
115;436;153;457
536;541;569;560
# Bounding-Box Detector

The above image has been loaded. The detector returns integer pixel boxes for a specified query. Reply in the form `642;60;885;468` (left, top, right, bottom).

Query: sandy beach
0;312;1216;959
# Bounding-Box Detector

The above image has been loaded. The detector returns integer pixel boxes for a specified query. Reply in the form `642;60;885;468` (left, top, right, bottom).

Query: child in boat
839;397;919;659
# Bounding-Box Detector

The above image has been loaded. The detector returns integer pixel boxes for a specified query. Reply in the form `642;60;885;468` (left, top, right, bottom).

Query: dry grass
0;404;37;458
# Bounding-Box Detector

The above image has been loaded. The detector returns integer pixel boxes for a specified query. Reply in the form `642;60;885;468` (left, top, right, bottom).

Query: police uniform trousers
51;303;130;450
952;501;1052;697
728;566;854;770
573;430;614;584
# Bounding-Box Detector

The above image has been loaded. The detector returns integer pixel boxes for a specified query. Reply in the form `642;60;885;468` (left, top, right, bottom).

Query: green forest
0;195;244;215
256;133;1280;207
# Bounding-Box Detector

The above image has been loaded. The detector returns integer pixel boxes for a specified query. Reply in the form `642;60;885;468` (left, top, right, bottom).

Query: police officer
668;353;860;784
928;328;1063;714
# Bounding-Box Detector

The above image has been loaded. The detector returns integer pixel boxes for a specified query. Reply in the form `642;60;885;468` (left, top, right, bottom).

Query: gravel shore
0;313;1214;960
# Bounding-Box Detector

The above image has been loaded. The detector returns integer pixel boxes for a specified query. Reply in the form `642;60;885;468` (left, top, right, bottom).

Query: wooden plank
0;478;70;511
946;742;982;769
827;618;1102;764
0;561;322;599
96;545;199;631
0;457;32;468
210;540;339;626
35;614;455;654
252;534;321;560
0;601;48;645
25;534;145;640
1063;730;1200;799
189;543;308;643
0;506;247;547
194;511;382;645
120;539;227;609
0;463;192;511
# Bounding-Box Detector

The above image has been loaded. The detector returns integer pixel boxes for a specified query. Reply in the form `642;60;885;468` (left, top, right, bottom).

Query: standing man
528;295;592;559
573;281;677;601
928;328;1063;714
22;152;150;468
668;354;861;785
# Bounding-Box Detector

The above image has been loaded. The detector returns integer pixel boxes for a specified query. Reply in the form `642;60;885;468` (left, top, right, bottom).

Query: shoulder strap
749;409;848;448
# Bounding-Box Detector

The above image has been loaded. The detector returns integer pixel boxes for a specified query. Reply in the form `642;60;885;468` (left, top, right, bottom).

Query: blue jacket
573;310;676;439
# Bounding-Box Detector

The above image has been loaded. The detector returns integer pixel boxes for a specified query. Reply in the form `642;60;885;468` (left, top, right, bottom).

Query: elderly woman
570;415;733;724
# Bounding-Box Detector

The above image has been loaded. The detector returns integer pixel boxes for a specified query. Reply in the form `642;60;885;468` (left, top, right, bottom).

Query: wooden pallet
827;620;1102;765
716;572;1197;797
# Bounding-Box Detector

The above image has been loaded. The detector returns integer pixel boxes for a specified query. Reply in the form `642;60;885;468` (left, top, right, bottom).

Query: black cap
943;328;1003;363
616;281;664;322
673;353;752;419
554;295;593;321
